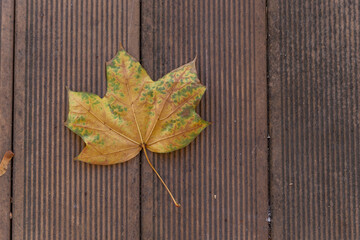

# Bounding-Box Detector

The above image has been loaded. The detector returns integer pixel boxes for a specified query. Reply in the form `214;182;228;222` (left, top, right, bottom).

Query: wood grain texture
141;0;268;239
0;0;14;239
12;0;140;239
269;0;360;239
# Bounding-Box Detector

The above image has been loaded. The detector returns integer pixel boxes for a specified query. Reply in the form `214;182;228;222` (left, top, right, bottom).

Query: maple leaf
65;46;209;206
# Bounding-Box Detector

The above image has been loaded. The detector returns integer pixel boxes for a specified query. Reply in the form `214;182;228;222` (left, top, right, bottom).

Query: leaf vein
72;97;140;145
146;126;202;146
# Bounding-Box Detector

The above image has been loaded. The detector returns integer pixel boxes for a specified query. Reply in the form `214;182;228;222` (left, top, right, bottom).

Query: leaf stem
141;144;181;207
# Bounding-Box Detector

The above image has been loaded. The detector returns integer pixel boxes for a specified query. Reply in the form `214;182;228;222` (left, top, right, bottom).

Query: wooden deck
0;0;359;239
269;1;360;239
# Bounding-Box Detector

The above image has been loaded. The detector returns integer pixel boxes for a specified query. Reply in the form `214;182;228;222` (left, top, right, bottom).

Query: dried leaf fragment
0;151;14;176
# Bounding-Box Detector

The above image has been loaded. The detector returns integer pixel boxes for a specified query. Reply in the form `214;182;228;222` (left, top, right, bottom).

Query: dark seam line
139;0;143;239
10;0;17;238
265;0;272;239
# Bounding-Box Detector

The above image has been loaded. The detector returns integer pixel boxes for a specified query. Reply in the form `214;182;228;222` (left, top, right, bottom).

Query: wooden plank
140;0;268;239
12;0;140;239
269;0;360;239
0;0;14;239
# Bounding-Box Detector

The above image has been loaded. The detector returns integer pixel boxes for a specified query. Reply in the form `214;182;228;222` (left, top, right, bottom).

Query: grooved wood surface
2;0;360;238
1;0;269;239
0;0;14;239
12;0;140;239
269;0;360;239
140;0;268;239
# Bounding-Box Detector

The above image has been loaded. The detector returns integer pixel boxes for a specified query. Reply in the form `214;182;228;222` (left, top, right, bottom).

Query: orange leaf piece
0;151;14;176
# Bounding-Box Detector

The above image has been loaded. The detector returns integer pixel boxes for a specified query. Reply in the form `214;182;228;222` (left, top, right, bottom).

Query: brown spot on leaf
180;107;191;118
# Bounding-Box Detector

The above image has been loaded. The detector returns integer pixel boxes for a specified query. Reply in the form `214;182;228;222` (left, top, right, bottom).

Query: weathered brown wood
269;0;360;239
141;0;268;239
12;0;140;239
0;0;14;239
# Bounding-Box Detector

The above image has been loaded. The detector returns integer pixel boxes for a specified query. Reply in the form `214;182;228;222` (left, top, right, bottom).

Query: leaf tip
5;151;14;159
192;55;197;63
105;46;125;66
190;57;197;69
66;86;76;97
67;89;76;97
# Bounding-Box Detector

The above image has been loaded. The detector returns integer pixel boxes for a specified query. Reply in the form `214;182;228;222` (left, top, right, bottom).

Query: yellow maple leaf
65;46;209;206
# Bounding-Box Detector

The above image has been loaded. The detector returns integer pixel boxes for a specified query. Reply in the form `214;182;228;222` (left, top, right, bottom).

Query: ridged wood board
269;0;360;239
140;0;268;239
0;0;14;239
12;0;140;239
